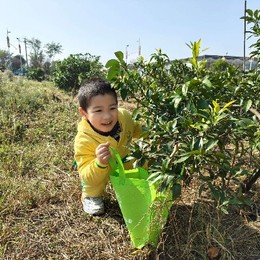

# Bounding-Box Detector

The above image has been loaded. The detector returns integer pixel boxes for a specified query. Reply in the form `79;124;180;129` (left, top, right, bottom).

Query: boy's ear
79;107;87;118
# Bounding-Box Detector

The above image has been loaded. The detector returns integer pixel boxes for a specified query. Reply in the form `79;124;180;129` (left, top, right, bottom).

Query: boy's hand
95;142;110;165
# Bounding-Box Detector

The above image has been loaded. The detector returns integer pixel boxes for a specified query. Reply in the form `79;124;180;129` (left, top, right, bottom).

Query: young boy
74;78;143;215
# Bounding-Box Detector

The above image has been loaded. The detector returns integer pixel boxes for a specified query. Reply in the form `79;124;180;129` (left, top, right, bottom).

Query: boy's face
79;94;118;133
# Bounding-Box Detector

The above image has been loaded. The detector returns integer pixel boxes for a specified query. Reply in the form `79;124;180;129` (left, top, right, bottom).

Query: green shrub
26;68;45;81
106;44;260;212
51;53;105;92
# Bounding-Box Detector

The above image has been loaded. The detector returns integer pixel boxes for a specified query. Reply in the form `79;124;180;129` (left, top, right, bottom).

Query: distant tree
0;49;10;71
52;53;105;92
211;58;232;72
44;42;62;61
26;38;45;68
22;38;63;80
11;55;26;71
44;42;63;76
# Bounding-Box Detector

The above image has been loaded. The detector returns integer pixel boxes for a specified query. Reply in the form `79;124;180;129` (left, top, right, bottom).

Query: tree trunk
242;169;260;193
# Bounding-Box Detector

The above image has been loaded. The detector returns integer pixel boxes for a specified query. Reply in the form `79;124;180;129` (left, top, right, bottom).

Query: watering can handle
109;147;126;181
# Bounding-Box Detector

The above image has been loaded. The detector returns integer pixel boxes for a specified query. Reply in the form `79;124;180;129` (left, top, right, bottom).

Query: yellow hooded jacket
74;108;142;198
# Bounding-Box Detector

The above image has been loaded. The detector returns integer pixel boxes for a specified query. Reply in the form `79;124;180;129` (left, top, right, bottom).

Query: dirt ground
3;170;259;260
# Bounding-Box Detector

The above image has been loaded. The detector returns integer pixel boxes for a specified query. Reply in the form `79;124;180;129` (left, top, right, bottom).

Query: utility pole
6;29;11;69
243;0;247;71
6;30;10;49
126;44;129;64
17;38;23;72
23;38;29;68
138;38;141;56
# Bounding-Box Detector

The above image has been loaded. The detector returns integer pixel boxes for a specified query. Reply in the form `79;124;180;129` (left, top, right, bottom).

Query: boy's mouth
102;121;112;126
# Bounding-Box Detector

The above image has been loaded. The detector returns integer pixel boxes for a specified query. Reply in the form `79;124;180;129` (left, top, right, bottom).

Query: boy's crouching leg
81;177;109;215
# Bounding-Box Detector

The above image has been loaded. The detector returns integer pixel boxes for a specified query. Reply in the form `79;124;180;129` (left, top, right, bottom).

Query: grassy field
0;72;259;259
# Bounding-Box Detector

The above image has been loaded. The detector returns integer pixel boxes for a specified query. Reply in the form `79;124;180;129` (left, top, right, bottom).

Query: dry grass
0;74;259;259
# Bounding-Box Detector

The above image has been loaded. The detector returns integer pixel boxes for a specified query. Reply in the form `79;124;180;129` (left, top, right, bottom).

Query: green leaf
241;197;252;207
186;150;201;155
202;78;212;88
182;84;188;96
173;95;182;108
223;100;236;109
163;175;174;187
197;99;209;109
212;100;220;113
243;100;252;112
189;78;201;88
105;59;119;68
132;108;141;120
246;9;253;17
147;171;160;181
149;174;163;186
114;51;124;63
220;206;229;214
174;154;190;163
205;139;218;152
120;88;128;100
107;68;120;81
236;118;256;128
162;159;171;171
234;169;249;177
171;183;181;199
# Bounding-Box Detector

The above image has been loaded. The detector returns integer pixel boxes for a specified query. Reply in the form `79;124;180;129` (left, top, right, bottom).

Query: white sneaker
82;197;104;215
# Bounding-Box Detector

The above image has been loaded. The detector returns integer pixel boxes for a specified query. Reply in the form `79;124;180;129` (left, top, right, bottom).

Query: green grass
0;72;259;259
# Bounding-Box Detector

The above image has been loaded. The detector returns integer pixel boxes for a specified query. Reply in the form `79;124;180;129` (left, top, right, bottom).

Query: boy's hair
78;78;118;111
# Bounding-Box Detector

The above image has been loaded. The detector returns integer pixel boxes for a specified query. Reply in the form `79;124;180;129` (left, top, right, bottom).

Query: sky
0;0;259;65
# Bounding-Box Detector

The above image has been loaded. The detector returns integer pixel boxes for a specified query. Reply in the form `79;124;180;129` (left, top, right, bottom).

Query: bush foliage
106;41;260;212
52;53;105;92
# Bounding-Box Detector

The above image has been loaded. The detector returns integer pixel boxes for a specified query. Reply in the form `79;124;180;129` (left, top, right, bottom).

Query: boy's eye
94;109;102;113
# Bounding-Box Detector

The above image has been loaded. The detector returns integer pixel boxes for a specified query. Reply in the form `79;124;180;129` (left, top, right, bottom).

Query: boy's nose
103;112;112;119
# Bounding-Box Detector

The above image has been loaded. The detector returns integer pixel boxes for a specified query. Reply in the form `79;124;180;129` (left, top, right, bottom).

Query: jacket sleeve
74;132;110;186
